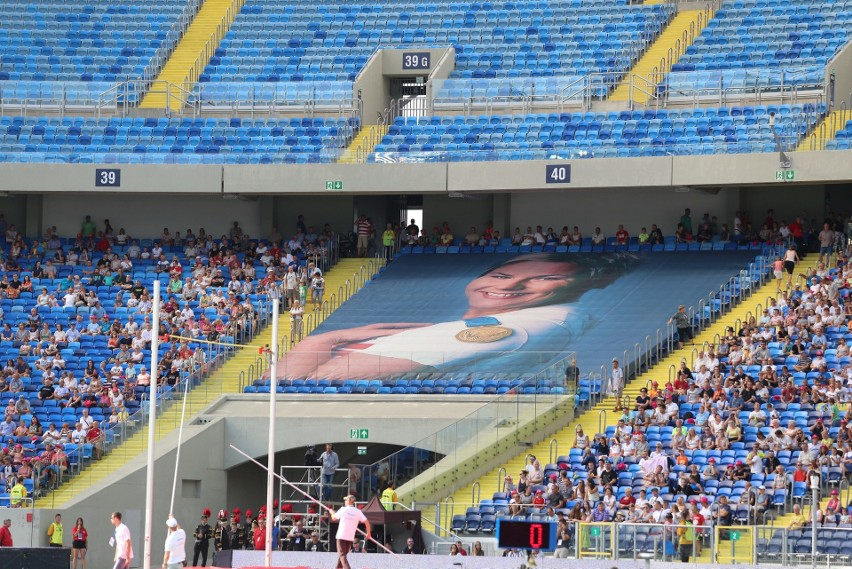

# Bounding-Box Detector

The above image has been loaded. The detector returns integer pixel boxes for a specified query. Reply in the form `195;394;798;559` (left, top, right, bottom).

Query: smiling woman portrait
278;253;635;380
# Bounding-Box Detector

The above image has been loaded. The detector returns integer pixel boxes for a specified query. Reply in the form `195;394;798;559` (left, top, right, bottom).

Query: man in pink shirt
331;495;370;569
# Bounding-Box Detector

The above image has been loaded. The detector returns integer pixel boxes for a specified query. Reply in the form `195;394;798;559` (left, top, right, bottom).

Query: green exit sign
775;170;795;181
325;180;343;190
350;428;369;440
730;531;740;541
357;445;367;455
589;526;601;537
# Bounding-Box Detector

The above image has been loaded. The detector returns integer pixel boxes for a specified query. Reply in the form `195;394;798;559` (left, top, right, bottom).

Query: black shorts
678;326;693;340
784;260;795;274
72;540;87;549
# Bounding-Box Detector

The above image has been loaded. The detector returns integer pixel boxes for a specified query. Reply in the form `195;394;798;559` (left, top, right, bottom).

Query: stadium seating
0;231;312;503
199;0;675;104
0;0;193;104
369;105;820;162
665;0;852;95
0;116;357;164
825;118;852;150
453;256;852;561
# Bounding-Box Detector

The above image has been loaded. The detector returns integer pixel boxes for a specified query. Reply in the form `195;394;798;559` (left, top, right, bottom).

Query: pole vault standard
229;444;401;559
264;299;280;566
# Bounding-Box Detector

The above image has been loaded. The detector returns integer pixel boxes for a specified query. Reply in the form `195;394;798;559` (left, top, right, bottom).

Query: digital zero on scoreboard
95;168;121;187
402;51;431;70
496;519;557;551
545;164;571;184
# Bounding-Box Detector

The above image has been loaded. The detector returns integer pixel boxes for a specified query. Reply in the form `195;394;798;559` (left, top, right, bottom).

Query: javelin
229;444;400;558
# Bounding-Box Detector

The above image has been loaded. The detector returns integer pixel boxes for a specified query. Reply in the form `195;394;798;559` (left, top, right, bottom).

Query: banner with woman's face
278;253;637;381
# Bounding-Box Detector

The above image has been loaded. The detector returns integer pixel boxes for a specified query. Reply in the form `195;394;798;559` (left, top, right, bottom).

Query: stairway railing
142;0;205;87
185;0;247;96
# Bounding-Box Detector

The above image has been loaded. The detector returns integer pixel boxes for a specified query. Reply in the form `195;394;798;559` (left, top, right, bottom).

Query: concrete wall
0;150;848;200
41;194;263;239
0;163;221;193
0;194;29;237
510;186;742;235
739;185;827;227
423;193;495;236
0;149;848;237
43;419;228;569
353;48;388;125
271;194;355;240
827;39;852;109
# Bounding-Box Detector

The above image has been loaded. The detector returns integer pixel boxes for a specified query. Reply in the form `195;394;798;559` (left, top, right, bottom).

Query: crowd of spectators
390;209;843;251
0;214;337;504
483;238;852;557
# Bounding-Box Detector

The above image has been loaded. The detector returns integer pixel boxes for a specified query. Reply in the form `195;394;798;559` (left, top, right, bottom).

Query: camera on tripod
304;445;317;466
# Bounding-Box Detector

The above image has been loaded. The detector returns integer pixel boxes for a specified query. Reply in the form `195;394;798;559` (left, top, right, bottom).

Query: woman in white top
279;253;633;380
783;244;799;288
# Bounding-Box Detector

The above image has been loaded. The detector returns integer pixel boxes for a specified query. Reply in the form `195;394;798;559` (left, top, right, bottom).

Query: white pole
143;279;161;569
264;299;279;567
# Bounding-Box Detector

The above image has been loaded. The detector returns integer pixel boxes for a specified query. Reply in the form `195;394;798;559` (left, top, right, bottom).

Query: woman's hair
477;252;638;306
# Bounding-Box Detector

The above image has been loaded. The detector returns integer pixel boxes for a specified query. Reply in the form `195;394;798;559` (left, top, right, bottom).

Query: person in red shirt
792;462;808;483
85;421;104;460
690;504;705;554
619;487;636;508
253;517;266;550
615;225;629;245
0;518;12;546
532;490;546;507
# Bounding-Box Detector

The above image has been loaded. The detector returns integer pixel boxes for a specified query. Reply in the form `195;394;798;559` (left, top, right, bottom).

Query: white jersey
334;506;367;542
164;528;186;564
354;304;585;371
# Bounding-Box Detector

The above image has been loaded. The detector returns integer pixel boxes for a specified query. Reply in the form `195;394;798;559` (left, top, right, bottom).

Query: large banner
278;253;637;381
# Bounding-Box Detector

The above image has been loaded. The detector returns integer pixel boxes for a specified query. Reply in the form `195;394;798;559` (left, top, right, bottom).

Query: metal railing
185;0;247;94
142;0;206;86
589;245;779;413
805;90;852;151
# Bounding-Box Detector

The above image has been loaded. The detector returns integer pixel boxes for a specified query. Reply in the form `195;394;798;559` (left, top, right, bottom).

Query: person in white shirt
332;495;371;569
111;511;133;569
162;517;186;569
610;358;624;397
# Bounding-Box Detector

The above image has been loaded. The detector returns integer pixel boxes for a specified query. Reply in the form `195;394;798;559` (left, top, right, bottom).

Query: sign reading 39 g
402;52;431;70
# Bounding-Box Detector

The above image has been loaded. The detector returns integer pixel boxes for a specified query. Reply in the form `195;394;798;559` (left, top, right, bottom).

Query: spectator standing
356;215;372;257
318;443;339;502
381;224;395;261
71;517;88;569
668;305;693;349
0;519;12;547
609;358;624;399
193;510;212;566
48;513;64;548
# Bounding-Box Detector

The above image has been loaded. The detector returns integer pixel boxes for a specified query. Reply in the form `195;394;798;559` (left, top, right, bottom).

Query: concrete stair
338;124;388;164
140;0;243;110
796;109;851;151
609;10;708;104
36;258;378;508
